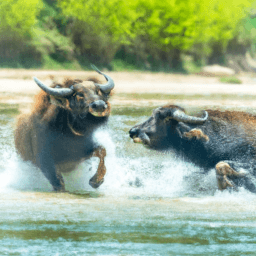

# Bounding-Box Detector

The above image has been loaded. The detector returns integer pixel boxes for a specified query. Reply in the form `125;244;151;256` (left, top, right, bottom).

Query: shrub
0;0;43;67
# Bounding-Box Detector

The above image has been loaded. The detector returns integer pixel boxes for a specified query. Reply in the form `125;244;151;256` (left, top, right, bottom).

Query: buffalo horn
33;77;74;97
172;109;208;124
91;64;115;94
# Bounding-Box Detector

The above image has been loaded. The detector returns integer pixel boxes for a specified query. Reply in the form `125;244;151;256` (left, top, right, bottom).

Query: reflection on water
1;107;256;255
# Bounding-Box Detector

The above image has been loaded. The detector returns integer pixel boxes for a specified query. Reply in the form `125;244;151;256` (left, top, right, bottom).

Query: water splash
0;115;255;200
0;155;53;192
91;128;219;198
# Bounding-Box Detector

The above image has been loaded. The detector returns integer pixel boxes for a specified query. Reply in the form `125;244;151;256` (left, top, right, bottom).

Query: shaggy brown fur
15;73;114;192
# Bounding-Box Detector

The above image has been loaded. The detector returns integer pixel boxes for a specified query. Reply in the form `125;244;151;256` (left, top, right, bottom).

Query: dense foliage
59;0;136;68
0;0;43;67
0;0;255;71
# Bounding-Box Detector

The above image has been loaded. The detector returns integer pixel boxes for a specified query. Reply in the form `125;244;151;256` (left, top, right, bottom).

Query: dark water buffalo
129;104;256;193
15;65;114;192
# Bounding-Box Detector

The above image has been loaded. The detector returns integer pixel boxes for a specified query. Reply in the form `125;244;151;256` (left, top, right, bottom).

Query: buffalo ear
154;108;174;119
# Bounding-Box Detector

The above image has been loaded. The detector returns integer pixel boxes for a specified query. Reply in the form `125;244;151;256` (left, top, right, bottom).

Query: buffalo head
129;105;208;149
33;65;114;119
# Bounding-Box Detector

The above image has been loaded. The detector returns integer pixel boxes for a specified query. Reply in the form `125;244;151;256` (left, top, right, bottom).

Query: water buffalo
129;104;256;193
15;65;114;192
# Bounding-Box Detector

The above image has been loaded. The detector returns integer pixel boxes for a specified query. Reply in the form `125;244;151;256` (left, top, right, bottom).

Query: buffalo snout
129;127;139;138
129;127;150;145
90;100;107;112
89;100;108;117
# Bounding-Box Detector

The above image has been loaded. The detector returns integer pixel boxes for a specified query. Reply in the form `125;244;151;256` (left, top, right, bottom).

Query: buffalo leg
37;153;65;192
215;161;256;192
35;132;65;192
183;128;209;142
89;146;107;189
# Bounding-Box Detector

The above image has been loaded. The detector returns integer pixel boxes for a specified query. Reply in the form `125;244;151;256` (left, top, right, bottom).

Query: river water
1;106;256;255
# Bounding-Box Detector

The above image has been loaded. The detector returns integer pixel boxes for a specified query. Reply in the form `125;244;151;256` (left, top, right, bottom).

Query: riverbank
1;69;256;113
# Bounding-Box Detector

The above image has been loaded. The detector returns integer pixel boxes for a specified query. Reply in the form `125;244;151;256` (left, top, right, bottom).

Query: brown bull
15;65;114;192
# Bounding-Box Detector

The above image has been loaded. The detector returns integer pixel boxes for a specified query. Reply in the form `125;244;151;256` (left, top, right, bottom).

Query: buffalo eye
97;90;103;97
76;93;84;98
75;93;86;103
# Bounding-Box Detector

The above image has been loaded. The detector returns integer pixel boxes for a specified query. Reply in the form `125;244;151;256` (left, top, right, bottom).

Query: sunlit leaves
131;0;252;54
0;0;253;67
59;0;136;43
0;0;42;37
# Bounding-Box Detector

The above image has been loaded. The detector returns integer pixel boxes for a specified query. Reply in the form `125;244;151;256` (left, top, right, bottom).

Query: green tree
122;0;253;71
0;0;42;67
58;0;137;68
58;0;254;71
33;0;77;68
125;0;200;71
190;0;253;65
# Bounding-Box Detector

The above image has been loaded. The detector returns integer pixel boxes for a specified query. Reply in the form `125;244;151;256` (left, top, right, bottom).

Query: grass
182;55;202;74
0;103;20;126
1;91;255;120
111;92;256;118
112;59;138;72
219;76;242;84
112;106;155;117
112;105;211;117
0;103;20;116
41;55;83;70
115;93;256;101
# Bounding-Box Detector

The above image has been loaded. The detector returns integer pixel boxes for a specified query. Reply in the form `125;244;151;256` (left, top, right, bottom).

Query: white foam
1;127;256;201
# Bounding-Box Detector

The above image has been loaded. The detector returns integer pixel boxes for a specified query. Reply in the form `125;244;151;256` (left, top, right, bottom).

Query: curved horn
91;64;115;94
33;77;74;97
172;109;208;124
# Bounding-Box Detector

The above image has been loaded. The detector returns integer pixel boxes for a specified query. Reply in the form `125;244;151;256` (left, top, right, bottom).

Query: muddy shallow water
1;105;256;255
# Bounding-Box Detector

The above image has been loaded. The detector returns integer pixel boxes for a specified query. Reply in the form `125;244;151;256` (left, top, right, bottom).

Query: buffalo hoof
215;161;246;191
53;186;66;193
89;178;104;189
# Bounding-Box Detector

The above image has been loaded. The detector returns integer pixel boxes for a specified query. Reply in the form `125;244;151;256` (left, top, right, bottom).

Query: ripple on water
1;113;256;255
